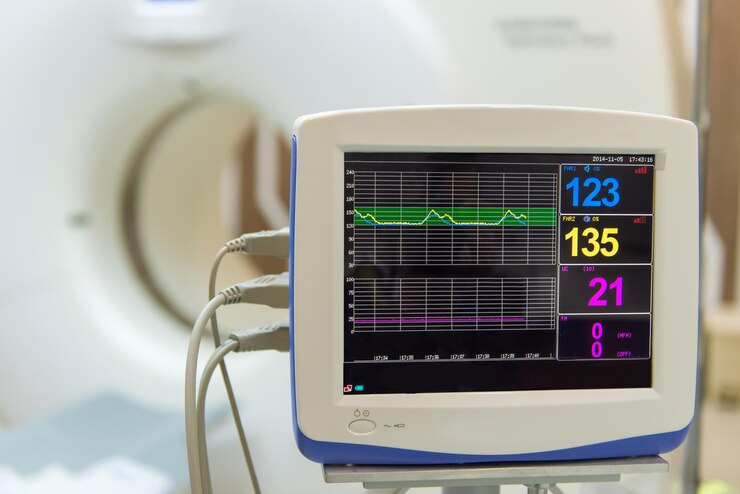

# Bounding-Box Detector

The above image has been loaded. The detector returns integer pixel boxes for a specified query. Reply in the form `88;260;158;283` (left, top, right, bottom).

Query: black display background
558;265;652;314
558;215;653;264
558;314;651;360
343;152;653;395
560;165;654;215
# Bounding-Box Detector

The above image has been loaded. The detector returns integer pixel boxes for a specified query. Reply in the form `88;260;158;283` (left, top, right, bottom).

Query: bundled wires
185;229;290;494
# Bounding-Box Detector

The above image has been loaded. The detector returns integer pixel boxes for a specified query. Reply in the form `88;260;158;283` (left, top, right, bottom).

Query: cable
186;230;288;494
187;274;290;494
197;339;239;494
205;229;289;493
196;324;290;494
208;247;261;494
224;227;290;258
225;273;289;307
185;294;226;494
229;322;290;352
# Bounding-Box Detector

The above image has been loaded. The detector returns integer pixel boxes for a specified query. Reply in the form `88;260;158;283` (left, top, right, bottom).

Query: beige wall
706;0;740;301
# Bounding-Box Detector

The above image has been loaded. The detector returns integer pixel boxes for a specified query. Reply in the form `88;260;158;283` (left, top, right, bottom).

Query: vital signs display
343;152;654;394
290;106;698;465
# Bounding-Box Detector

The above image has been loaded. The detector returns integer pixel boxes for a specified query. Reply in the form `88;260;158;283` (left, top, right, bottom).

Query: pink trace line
354;317;526;324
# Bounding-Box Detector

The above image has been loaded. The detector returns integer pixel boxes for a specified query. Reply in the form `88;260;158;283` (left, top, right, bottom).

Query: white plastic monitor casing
290;105;698;464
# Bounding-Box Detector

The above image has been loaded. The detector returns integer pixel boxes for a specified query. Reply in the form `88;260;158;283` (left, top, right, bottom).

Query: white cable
195;323;290;494
225;227;290;258
208;247;261;494
229;322;290;352
197;339;239;494
186;274;289;494
205;228;289;494
185;294;226;494
224;273;289;308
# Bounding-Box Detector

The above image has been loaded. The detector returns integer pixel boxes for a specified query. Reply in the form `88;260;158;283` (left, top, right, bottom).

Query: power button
348;419;376;434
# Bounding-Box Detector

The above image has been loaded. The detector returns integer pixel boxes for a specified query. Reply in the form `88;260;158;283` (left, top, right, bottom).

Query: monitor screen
343;152;654;395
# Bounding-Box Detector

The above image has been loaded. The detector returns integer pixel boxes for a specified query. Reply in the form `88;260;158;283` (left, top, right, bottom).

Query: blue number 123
565;177;620;207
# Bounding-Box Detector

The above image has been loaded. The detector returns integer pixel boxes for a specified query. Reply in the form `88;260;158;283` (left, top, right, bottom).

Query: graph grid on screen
351;277;556;332
351;170;557;265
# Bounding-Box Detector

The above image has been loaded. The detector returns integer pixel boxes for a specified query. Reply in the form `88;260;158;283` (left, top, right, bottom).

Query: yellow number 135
564;227;619;257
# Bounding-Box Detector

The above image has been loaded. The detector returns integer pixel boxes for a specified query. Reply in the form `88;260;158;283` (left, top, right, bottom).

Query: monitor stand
323;455;667;493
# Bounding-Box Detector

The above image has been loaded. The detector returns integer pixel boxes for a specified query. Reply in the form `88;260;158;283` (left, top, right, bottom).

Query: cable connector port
219;273;289;307
229;322;290;352
225;227;290;258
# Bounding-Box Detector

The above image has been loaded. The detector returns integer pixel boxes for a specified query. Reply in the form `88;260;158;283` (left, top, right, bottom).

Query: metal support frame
682;1;712;493
324;456;668;492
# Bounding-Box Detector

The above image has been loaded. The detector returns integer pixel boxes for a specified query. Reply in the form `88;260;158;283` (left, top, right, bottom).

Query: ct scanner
0;0;695;491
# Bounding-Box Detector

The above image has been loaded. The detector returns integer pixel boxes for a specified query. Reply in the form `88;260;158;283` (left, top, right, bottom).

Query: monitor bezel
291;106;698;457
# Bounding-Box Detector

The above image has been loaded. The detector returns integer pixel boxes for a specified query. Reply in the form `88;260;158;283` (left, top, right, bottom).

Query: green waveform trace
354;207;556;227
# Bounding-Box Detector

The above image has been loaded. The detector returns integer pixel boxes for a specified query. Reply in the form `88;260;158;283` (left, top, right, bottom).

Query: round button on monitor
348;419;376;434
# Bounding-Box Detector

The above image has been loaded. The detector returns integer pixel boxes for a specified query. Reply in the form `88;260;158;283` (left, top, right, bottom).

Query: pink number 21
588;277;623;307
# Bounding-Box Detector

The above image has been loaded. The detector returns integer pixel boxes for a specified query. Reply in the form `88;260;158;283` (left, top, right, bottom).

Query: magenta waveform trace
354;317;526;324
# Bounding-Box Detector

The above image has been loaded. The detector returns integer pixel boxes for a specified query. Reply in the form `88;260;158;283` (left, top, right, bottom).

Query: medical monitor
290;106;698;465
